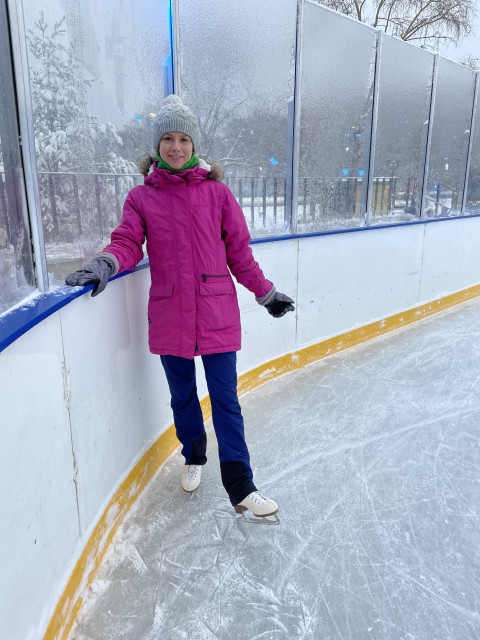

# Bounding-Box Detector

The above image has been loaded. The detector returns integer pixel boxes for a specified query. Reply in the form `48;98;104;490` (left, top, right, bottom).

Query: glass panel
0;3;36;315
178;0;297;238
371;37;434;224
299;3;377;232
425;58;476;217
22;0;171;281
465;79;480;215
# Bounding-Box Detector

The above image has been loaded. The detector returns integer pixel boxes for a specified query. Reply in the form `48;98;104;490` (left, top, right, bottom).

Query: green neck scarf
155;152;199;172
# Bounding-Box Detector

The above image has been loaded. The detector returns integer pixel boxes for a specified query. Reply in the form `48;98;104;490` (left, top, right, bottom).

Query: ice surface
68;298;480;640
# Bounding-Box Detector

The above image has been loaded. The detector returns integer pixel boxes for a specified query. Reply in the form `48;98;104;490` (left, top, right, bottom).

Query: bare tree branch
354;0;363;20
459;54;480;69
400;1;435;39
373;0;392;29
383;0;399;33
313;0;476;51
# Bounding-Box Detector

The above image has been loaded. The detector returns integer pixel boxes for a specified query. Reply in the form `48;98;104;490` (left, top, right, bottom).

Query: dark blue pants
160;352;257;505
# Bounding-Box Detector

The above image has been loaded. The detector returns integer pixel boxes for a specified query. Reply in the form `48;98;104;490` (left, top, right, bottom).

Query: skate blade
236;513;280;526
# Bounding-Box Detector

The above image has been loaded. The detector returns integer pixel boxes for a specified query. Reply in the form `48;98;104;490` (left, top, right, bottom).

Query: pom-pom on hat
152;95;200;153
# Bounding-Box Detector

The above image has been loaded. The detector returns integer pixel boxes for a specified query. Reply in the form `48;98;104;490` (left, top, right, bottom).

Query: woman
66;95;294;522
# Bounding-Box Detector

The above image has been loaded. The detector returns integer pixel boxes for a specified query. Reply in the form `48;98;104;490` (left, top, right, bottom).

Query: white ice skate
181;464;202;493
234;491;280;525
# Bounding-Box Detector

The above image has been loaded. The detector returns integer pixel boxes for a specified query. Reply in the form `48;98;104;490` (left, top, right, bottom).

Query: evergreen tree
27;13;137;244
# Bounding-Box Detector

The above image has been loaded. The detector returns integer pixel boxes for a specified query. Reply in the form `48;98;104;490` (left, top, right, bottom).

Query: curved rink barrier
3;220;480;639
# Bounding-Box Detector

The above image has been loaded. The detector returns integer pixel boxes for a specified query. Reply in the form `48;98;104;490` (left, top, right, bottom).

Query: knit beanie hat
152;95;200;153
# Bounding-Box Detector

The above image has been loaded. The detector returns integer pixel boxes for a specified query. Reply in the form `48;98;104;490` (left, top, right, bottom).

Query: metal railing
0;170;465;246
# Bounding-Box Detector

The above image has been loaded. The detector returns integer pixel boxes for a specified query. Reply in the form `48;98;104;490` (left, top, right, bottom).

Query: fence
1;170;464;248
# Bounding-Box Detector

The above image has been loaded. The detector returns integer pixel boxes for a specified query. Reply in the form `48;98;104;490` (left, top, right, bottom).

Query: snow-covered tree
27;13;137;244
27;14;94;172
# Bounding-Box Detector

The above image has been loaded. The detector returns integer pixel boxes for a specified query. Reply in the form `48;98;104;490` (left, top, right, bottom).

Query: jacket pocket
150;282;174;299
199;279;233;296
197;278;236;332
148;283;175;334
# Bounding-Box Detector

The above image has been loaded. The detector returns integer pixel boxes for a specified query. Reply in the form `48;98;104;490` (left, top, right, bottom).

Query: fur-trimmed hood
137;154;224;181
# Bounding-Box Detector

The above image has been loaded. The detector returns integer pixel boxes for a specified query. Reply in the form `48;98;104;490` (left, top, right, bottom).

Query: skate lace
250;491;269;505
186;465;200;479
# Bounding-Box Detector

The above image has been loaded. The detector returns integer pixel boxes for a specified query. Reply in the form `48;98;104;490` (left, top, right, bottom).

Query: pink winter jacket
102;161;273;359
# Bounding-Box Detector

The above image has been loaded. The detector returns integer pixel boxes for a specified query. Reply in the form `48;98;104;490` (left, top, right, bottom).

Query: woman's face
159;131;193;170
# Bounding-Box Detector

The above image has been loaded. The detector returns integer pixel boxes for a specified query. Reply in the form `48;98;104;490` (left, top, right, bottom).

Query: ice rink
69;298;480;640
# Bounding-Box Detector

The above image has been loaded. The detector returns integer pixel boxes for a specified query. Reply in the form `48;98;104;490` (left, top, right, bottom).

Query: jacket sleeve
101;189;146;273
221;186;273;298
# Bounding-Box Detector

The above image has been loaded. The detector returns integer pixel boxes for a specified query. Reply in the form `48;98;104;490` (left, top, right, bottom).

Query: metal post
461;71;479;215
273;177;278;223
310;183;316;220
285;97;294;231
303;177;307;221
48;174;59;237
171;0;180;95
114;175;122;223
381;178;387;215
250;177;255;227
419;54;439;220
285;0;304;234
94;175;103;238
72;174;83;233
0;173;10;237
351;178;356;218
365;30;382;227
162;0;175;96
405;177;411;213
7;0;49;291
262;178;267;226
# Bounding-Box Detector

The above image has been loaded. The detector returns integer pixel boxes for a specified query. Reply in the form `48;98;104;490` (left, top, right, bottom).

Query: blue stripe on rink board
0;260;150;353
2;212;480;353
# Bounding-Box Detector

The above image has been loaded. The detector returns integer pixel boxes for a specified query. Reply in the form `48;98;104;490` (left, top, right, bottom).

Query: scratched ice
69;298;480;640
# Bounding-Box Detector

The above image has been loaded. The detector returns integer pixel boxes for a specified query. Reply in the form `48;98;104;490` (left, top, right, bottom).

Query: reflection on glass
299;4;376;231
426;58;476;217
22;0;170;280
0;4;36;315
372;37;434;224
465;82;480;214
178;0;297;238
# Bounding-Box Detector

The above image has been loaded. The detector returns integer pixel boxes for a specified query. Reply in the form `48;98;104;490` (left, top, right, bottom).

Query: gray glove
256;287;295;318
265;291;295;318
65;254;117;297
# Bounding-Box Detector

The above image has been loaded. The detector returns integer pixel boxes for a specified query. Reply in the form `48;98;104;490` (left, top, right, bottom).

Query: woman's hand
264;292;295;318
65;255;116;297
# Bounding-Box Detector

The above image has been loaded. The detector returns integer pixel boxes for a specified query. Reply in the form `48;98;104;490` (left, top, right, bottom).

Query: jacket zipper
202;274;228;282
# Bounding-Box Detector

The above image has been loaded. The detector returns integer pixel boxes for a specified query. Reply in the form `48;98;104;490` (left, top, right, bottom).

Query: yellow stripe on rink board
43;283;480;639
237;284;480;395
43;426;181;640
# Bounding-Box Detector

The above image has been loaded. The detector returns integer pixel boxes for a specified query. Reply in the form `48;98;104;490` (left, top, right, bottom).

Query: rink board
2;218;480;640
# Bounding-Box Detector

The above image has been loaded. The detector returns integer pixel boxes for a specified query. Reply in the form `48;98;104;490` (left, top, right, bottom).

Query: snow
2;289;43;312
68;296;480;640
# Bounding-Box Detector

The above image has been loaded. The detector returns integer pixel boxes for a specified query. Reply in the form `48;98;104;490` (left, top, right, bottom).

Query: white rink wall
2;217;480;640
